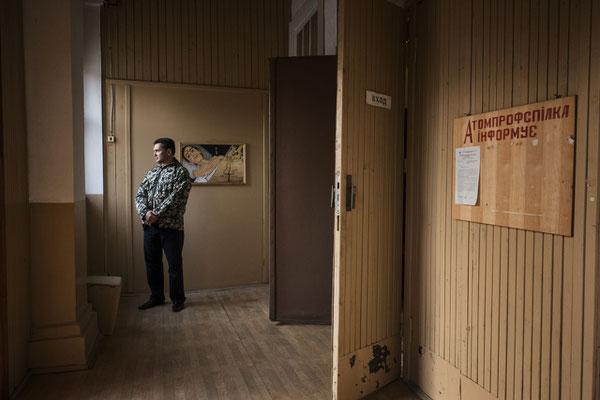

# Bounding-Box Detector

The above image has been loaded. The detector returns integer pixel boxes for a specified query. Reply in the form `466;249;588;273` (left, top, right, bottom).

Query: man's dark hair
154;138;175;155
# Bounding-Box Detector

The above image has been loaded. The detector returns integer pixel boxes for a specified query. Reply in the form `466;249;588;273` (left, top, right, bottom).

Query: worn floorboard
18;285;418;399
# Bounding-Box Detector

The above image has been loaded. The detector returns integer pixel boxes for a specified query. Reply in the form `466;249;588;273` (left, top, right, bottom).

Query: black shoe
138;299;164;310
172;302;185;312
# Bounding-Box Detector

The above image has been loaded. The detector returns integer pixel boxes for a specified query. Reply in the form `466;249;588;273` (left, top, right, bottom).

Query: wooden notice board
452;96;576;236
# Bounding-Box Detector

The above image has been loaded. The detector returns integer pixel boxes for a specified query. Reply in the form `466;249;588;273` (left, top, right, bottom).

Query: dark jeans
143;225;186;304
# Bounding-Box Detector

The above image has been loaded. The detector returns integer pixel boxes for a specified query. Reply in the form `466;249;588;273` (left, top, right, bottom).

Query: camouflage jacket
135;159;191;230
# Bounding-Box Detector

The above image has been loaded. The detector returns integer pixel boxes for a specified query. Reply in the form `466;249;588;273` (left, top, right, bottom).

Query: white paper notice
455;146;481;205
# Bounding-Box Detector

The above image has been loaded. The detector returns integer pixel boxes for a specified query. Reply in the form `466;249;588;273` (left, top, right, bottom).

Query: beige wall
1;0;31;395
29;204;78;326
130;85;267;291
404;0;600;399
106;82;268;292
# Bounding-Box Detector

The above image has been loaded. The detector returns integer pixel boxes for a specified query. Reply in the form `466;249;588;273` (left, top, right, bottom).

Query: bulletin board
452;96;576;236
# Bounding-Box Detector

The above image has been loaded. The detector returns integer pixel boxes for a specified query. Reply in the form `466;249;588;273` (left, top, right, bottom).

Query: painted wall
0;0;31;395
129;84;268;291
404;0;600;399
101;0;290;292
103;83;268;292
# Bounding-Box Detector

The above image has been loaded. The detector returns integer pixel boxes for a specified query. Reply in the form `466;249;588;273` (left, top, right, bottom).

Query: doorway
99;1;409;398
270;0;408;395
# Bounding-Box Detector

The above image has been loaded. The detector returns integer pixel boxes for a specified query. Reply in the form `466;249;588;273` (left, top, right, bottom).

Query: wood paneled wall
404;0;600;399
101;0;291;89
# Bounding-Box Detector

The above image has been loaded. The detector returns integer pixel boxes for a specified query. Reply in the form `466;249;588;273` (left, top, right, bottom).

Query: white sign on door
366;90;392;109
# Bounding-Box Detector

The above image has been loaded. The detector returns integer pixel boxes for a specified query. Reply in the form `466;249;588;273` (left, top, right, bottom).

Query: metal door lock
346;175;356;211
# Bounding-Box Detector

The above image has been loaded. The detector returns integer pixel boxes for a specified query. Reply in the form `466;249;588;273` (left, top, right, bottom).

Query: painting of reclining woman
180;143;246;185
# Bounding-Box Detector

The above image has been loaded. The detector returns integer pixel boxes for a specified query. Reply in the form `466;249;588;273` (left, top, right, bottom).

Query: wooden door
269;56;337;323
0;21;8;398
332;1;406;398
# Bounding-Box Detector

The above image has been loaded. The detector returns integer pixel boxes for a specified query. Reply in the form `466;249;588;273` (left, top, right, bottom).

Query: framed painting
180;143;246;185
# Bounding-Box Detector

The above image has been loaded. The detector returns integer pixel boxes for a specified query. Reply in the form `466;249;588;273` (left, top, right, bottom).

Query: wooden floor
18;285;420;400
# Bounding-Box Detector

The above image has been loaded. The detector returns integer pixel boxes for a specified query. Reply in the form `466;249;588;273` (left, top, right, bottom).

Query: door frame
268;59;277;319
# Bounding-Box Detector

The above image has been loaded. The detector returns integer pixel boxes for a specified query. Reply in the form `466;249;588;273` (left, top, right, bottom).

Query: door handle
346;175;356;211
331;185;335;208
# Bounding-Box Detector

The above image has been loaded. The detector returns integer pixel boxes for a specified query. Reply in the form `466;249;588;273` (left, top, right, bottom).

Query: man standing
135;138;191;312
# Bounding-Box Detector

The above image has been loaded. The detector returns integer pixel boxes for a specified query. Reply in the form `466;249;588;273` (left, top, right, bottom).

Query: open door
332;0;406;398
269;56;337;323
0;25;8;398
